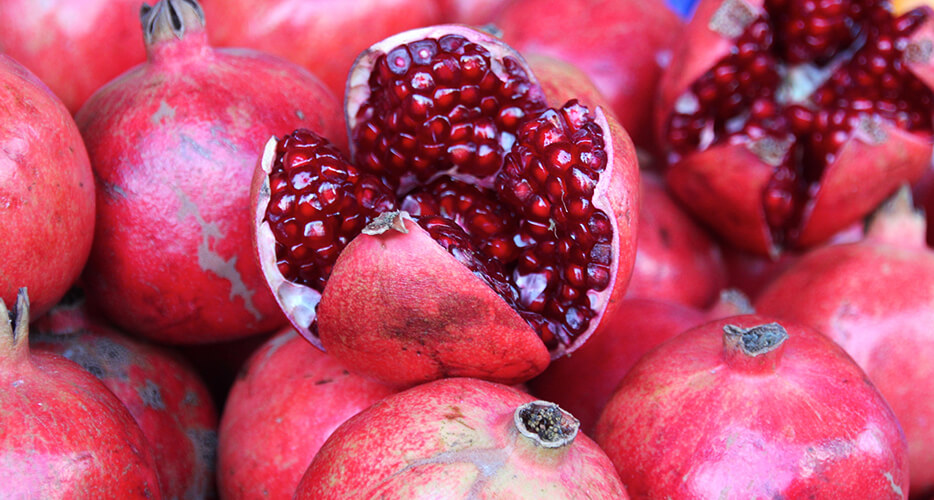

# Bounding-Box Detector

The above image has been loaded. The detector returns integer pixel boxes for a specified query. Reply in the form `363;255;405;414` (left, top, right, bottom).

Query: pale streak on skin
172;186;262;321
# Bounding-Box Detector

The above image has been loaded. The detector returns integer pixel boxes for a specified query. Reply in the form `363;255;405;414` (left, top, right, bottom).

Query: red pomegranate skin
756;197;934;496
496;0;682;150
595;315;909;498
0;0;148;112
625;172;726;308
435;0;509;24
76;1;345;343
217;328;396;500
30;301;218;500
530;298;707;434
0;55;96;320
202;0;442;101
295;377;627;499
0;291;161;498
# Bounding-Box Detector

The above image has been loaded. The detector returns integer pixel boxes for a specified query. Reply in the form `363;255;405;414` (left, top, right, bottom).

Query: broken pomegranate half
253;25;639;387
657;0;934;255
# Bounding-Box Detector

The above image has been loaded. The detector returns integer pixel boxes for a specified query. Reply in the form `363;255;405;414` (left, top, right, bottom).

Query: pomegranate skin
76;0;344;343
595;315;909;499
496;0;681;150
0;0;147;112
30;298;218;500
295;378;627;499
217;328;396;500
0;291;162;498
202;0;442;101
0;56;96;320
756;192;934;496
657;0;934;255
317;213;552;387
625;172;726;307
435;0;509;24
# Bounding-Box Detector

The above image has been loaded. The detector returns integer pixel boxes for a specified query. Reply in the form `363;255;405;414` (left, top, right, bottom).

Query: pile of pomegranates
3;0;933;497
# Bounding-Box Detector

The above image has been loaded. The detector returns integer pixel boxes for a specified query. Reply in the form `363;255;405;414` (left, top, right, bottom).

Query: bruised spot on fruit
314;378;333;385
187;428;219;468
138;380;167;410
723;322;788;356
444;405;466;420
515;400;579;448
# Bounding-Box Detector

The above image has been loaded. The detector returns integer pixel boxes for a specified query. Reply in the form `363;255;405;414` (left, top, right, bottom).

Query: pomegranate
530;291;752;434
217;327;396;500
76;0;344;343
0;55;95;320
0;290;161;498
30;292;218;500
626;171;727;307
756;187;934;496
202;0;442;101
658;0;934;255
435;0;510;24
496;0;682;150
257;25;638;387
295;378;626;498
0;0;148;112
596;316;909;498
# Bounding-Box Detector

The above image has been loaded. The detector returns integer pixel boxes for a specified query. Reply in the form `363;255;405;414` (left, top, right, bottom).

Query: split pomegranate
0;290;161;498
625;172;727;308
76;0;344;343
202;0;442;101
496;0;683;150
31;293;218;500
295;378;627;499
0;0;148;112
658;0;934;255
0;55;96;320
254;25;639;387
756;188;934;496
596;315;909;498
217;327;396;500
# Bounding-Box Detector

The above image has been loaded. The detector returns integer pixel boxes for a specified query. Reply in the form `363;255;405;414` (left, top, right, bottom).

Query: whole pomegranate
530;291;751;434
658;0;934;255
31;293;218;500
202;0;442;101
0;290;161;498
756;188;934;496
76;0;345;343
496;0;683;150
217;328;396;500
0;0;148;112
625;171;727;307
252;25;640;387
295;378;627;499
0;55;95;320
596;315;909;498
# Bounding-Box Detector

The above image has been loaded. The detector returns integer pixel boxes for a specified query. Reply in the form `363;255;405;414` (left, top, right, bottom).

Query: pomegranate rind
316;216;550;387
344;23;547;169
524;53;615;115
252;137;324;350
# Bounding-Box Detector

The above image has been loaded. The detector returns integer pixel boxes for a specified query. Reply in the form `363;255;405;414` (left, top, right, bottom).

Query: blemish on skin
138;380;166;410
883;471;903;496
173;186;262;320
296;109;306;120
150;100;176;125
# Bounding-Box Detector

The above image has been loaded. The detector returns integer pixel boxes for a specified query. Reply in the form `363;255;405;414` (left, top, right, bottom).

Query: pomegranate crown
140;0;205;46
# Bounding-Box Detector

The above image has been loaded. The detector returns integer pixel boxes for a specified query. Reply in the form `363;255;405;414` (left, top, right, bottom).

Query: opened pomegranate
0;55;95;320
218;327;396;500
0;290;161;498
496;0;682;150
756;188;934;496
596;315;909;498
0;0;148;112
202;0;441;101
76;0;344;343
31;292;218;500
625;172;727;307
295;378;626;498
530;291;751;434
658;0;934;255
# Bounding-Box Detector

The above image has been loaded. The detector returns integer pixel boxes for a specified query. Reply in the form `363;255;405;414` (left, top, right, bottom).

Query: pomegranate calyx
866;184;928;248
514;400;579;449
0;288;30;363
141;0;205;46
724;322;787;357
362;211;413;236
